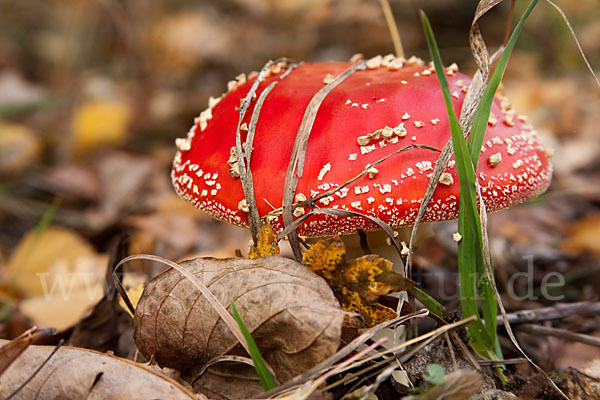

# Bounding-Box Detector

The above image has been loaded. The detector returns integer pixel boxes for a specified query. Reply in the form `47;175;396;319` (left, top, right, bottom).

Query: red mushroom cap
172;56;552;237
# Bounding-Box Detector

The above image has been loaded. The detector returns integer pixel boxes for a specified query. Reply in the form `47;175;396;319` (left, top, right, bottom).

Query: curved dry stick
264;144;438;220
235;58;298;244
545;0;600;88
241;81;278;242
277;208;405;260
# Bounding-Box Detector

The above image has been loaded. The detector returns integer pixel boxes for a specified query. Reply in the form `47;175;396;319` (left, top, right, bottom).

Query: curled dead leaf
0;340;201;399
134;256;344;385
303;236;415;327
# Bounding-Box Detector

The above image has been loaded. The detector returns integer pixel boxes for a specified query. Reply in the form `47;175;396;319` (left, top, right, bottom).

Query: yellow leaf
72;99;132;152
248;223;280;259
7;227;106;296
302;236;345;282
119;283;145;318
7;226;109;329
19;286;104;331
304;237;414;328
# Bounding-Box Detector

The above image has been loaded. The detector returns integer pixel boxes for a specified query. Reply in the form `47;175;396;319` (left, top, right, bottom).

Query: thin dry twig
266;144;438;221
261;310;429;398
544;0;600;88
282;60;366;261
450;332;482;371
518;324;600;349
499;302;600;325
5;340;64;400
504;0;516;45
445;332;458;371
241;81;278;241
236;58;298;244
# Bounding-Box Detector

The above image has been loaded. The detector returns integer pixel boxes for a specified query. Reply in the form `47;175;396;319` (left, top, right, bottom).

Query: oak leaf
303;236;414;327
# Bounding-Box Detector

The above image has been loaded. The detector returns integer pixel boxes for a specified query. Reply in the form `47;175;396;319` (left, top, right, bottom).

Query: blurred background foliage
1;0;600;358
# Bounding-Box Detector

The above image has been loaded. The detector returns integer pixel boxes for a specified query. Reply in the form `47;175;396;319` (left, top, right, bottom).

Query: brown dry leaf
43;164;102;201
134;256;344;387
0;327;53;376
404;369;483;400
563;213;600;255
302;237;414;328
193;357;265;400
19;280;107;331
562;358;600;399
554;332;600;371
0;340;202;399
248;223;280;259
88;152;154;230
147;11;234;72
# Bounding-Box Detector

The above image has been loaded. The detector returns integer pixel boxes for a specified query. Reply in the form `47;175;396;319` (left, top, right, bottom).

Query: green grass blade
467;0;539;164
409;286;446;319
35;198;60;237
465;0;539;355
420;10;497;359
421;0;540;361
230;301;276;391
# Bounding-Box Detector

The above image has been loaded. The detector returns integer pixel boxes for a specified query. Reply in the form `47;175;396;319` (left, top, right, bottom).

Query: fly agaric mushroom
172;55;551;238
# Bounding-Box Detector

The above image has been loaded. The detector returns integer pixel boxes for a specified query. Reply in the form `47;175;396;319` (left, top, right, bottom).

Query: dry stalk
235;58;298;244
261;310;429;398
378;0;404;58
282;61;366;261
